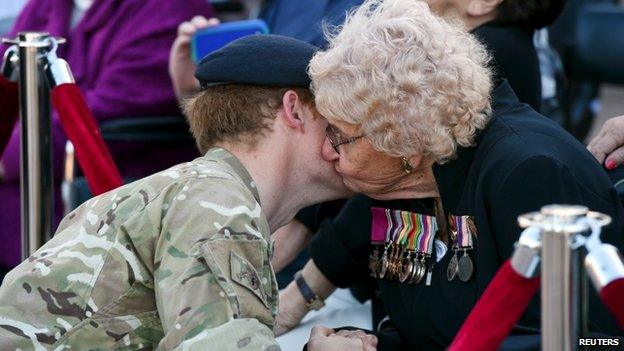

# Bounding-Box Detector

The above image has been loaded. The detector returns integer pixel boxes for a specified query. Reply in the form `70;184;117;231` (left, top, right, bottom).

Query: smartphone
191;19;270;63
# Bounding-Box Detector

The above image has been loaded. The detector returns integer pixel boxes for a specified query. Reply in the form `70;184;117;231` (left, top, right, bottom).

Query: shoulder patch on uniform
230;251;268;308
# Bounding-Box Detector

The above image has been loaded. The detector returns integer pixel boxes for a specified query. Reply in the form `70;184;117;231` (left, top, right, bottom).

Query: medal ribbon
371;208;438;254
397;211;411;247
371;207;389;243
416;214;437;255
450;215;474;248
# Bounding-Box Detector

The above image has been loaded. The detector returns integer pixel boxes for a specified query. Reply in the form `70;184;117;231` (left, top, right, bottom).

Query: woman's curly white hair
309;0;493;163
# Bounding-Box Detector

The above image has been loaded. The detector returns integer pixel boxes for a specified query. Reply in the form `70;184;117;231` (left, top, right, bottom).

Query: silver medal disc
369;257;379;278
458;253;474;282
409;260;426;284
379;254;389;279
447;252;459;281
399;259;412;282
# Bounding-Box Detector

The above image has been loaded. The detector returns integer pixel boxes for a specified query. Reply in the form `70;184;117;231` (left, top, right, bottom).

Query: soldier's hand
169;16;220;100
587;115;624;170
308;326;377;351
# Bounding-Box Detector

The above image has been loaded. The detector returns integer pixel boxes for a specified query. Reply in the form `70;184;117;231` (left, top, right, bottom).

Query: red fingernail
606;160;617;170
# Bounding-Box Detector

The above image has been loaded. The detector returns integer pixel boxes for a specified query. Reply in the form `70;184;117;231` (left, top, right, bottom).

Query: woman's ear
280;90;305;130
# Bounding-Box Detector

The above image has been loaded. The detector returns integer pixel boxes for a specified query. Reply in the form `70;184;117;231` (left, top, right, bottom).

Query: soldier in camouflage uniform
0;148;278;350
0;34;353;350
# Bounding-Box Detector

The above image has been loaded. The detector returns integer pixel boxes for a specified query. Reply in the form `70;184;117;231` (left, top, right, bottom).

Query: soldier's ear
280;90;305;131
467;0;503;17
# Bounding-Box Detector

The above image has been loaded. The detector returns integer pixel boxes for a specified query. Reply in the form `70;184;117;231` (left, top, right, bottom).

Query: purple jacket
0;0;213;268
1;0;213;180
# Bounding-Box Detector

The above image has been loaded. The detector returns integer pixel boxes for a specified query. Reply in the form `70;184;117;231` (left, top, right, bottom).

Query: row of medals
370;243;474;284
370;244;428;284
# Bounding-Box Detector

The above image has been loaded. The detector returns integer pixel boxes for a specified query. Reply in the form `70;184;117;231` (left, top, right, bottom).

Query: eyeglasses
325;124;364;154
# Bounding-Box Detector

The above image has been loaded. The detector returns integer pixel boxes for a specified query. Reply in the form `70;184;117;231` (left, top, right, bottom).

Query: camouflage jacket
0;148;281;351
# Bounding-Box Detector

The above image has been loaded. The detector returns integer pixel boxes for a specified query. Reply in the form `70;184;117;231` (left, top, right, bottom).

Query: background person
0;0;214;275
588;115;624;170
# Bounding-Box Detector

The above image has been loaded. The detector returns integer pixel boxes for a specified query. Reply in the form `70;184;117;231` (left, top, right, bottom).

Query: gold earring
401;157;413;174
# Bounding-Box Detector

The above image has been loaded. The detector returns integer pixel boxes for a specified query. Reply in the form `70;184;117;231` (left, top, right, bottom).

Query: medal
369;246;381;278
407;212;437;285
370;207;438;284
458;249;474;282
447;215;476;283
369;210;387;279
408;255;426;284
371;208;394;279
388;245;397;279
399;251;413;282
389;244;401;280
394;246;405;279
447;250;459;281
447;216;458;282
379;245;390;279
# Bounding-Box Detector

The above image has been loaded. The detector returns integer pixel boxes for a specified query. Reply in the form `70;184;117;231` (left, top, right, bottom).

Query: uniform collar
204;147;262;205
431;80;518;214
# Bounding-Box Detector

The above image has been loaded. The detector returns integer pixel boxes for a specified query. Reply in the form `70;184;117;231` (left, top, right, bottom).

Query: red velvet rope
51;83;123;195
600;278;624;328
449;260;541;351
0;75;19;157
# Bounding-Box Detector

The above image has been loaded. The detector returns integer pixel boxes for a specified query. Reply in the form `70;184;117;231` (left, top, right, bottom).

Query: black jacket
473;25;541;112
309;81;624;350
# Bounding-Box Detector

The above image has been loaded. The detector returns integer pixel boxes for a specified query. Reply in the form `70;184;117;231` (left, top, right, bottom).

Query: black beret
195;34;319;89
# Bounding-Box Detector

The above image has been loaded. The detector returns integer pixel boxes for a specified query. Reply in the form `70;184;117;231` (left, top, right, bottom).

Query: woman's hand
275;281;310;336
335;329;378;349
308;326;378;351
587;115;624;170
275;260;337;336
169;16;220;101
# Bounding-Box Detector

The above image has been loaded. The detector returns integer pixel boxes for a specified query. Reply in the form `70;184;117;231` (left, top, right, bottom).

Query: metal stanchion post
539;205;587;351
519;205;612;351
3;32;56;259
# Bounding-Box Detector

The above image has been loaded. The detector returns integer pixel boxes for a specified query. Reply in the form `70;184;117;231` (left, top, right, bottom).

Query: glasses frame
325;125;364;154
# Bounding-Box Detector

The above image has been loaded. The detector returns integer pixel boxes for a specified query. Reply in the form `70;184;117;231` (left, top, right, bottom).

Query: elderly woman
271;0;565;278
278;0;624;349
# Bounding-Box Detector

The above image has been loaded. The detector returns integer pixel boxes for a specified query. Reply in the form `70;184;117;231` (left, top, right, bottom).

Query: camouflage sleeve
171;318;279;351
153;177;280;351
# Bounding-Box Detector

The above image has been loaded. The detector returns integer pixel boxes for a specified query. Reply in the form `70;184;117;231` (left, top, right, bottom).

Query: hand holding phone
170;16;220;100
191;19;269;63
